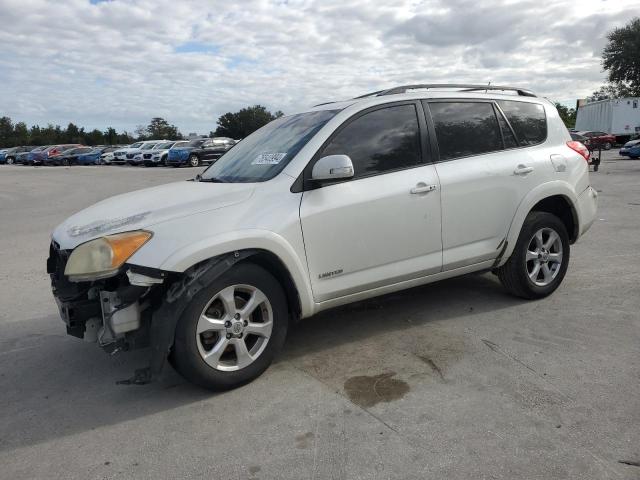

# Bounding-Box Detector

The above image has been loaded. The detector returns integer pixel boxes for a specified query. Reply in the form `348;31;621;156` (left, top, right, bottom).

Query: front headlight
64;230;152;281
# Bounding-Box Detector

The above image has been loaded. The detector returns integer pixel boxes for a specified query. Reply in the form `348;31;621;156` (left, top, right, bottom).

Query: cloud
0;0;638;135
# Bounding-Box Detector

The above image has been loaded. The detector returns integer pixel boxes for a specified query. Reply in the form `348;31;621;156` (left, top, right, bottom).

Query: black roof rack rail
356;84;537;98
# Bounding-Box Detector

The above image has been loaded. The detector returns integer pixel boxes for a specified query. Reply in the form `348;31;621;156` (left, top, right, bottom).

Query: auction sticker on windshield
252;152;286;165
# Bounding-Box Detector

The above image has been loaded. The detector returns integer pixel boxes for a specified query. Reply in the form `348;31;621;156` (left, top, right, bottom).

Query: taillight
567;141;590;162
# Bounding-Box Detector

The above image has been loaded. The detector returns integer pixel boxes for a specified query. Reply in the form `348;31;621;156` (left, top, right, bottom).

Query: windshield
129;142;143;149
141;143;158;150
171;141;189;148
155;142;174;149
201;110;338;183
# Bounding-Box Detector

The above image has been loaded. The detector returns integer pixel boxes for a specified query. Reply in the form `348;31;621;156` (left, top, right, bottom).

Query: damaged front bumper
47;240;252;385
47;241;167;354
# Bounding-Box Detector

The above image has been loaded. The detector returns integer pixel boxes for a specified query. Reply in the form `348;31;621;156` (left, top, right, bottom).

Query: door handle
410;183;437;194
514;164;534;175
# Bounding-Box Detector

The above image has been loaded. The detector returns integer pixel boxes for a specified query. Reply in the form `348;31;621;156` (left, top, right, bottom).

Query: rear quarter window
497;100;547;146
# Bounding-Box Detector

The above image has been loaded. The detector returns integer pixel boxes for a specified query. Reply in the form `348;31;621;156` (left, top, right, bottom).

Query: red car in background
31;144;83;165
575;131;616;150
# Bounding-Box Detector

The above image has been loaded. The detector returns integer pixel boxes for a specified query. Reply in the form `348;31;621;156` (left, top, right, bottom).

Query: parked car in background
100;146;123;164
130;141;162;165
625;142;640;159
166;137;236;167
619;139;640;157
112;141;162;165
0;146;36;164
43;146;91;166
142;140;188;167
33;145;82;165
575;131;616;150
76;147;116;165
24;146;50;165
570;132;588;142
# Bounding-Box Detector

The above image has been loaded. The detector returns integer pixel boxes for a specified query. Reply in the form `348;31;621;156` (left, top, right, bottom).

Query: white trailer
575;97;640;142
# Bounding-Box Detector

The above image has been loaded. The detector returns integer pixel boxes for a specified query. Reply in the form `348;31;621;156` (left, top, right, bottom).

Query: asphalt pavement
0;153;638;479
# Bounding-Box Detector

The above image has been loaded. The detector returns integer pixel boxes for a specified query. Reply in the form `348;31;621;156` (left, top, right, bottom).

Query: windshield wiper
196;174;227;183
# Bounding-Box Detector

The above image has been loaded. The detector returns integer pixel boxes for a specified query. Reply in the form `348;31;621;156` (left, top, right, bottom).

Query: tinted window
429;102;502;160
320;104;422;178
497;100;546;146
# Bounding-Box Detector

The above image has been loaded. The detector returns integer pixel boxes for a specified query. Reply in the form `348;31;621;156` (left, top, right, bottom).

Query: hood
624;139;640;147
52;181;255;249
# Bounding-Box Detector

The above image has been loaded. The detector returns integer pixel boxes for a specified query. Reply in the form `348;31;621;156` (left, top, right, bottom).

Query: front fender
499;181;579;264
133;229;315;318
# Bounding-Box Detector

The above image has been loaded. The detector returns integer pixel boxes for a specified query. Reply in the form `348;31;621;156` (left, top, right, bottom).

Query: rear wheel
6;157;14;165
497;212;570;299
172;263;288;390
188;154;200;167
603;142;612;150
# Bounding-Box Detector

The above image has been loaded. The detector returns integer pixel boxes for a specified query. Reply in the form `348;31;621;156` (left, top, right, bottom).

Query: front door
300;103;442;303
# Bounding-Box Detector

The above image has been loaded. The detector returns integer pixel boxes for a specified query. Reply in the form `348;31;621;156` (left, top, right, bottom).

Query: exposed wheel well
240;250;302;322
530;195;578;243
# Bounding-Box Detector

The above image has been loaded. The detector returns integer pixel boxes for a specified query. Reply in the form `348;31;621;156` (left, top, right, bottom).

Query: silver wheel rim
189;156;198;167
7;158;13;164
526;227;563;287
195;284;273;371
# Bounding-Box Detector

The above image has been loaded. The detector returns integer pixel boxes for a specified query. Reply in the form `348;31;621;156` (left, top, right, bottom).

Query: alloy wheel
525;227;563;286
195;284;273;371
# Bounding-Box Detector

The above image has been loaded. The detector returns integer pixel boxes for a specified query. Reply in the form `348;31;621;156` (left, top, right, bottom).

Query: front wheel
172;263;288;390
497;212;570;299
603;142;612;150
6;157;14;165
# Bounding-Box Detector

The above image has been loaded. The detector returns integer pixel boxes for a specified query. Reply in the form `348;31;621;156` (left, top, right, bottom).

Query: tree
104;127;117;145
602;17;640;97
554;103;576;129
144;117;181;140
0;116;14;147
212;105;283;139
13;122;29;145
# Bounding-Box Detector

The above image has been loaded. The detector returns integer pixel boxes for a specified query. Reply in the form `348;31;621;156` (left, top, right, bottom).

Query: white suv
112;140;163;165
47;84;597;389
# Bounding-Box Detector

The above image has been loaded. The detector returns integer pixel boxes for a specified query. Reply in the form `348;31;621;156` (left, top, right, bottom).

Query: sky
1;0;639;135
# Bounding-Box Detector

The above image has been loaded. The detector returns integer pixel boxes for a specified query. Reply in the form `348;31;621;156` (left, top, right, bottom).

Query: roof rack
358;84;537;98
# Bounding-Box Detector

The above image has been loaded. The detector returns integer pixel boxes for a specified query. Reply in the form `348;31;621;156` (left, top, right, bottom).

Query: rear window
428;102;502;160
497;100;547;146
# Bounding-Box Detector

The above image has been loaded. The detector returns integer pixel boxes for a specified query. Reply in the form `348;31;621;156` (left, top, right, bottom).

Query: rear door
299;102;442;302
425;99;550;270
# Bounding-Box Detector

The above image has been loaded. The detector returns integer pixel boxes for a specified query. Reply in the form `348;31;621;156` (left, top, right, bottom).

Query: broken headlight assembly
64;230;152;282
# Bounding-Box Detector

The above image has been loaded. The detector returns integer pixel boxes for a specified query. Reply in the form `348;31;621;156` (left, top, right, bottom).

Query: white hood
52;181;255;249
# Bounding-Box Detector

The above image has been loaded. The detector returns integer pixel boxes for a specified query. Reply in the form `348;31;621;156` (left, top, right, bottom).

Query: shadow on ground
0;272;524;451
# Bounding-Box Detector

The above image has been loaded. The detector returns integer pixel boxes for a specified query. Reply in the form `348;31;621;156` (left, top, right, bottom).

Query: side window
497;100;547;146
428;102;502;160
320;104;422;178
495;107;518;149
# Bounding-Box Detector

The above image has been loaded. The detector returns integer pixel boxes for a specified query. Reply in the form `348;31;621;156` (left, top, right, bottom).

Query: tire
172;263;288;390
497;211;570;299
603;142;612;150
188;154;200;167
6;157;14;165
62;158;70;166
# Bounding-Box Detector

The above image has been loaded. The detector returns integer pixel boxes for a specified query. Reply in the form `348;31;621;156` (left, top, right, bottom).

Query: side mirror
311;155;354;181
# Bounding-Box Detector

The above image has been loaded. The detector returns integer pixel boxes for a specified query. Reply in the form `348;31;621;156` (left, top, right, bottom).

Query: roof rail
358;84;537;98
